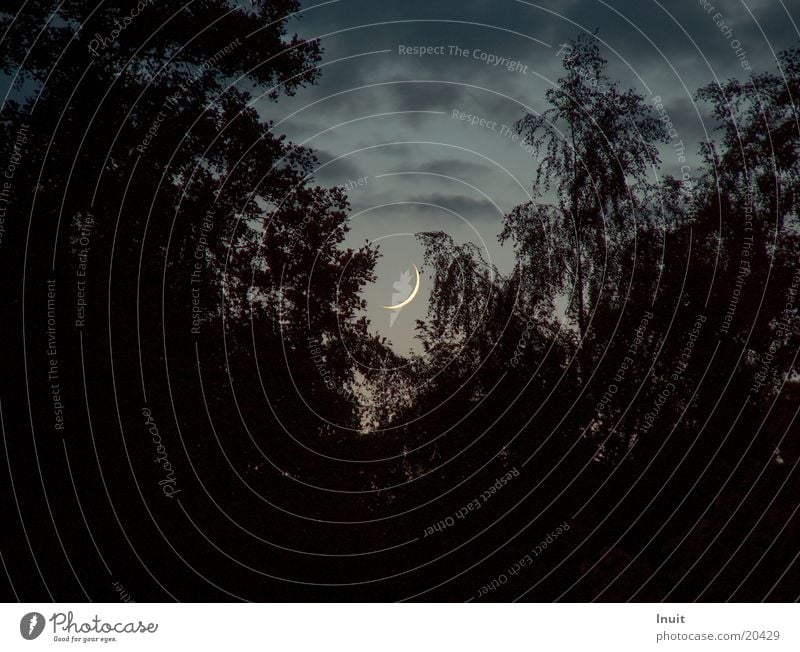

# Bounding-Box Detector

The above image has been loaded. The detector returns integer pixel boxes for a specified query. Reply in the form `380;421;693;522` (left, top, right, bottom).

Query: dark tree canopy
2;5;800;600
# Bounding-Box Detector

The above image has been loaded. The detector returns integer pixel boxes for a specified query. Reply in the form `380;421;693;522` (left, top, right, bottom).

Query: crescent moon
384;264;421;310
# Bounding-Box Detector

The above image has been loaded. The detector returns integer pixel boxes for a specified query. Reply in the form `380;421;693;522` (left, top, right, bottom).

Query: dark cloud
400;158;494;176
312;148;366;184
349;190;504;222
408;192;505;220
275;0;800;349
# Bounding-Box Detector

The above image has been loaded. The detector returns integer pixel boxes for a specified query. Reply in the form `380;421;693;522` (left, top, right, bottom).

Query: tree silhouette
3;4;800;599
506;33;668;379
0;0;382;600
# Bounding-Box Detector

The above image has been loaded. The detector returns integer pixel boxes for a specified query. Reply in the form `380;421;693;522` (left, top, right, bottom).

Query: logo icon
384;265;421;327
388;269;412;327
20;612;45;640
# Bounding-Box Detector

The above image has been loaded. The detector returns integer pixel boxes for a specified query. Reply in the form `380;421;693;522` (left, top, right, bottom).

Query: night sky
265;0;798;352
4;0;800;607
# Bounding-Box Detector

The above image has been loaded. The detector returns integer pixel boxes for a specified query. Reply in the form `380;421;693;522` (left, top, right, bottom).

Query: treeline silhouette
1;3;799;600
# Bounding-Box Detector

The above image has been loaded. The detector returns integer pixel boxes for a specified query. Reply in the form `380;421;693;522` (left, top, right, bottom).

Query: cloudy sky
266;0;796;353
